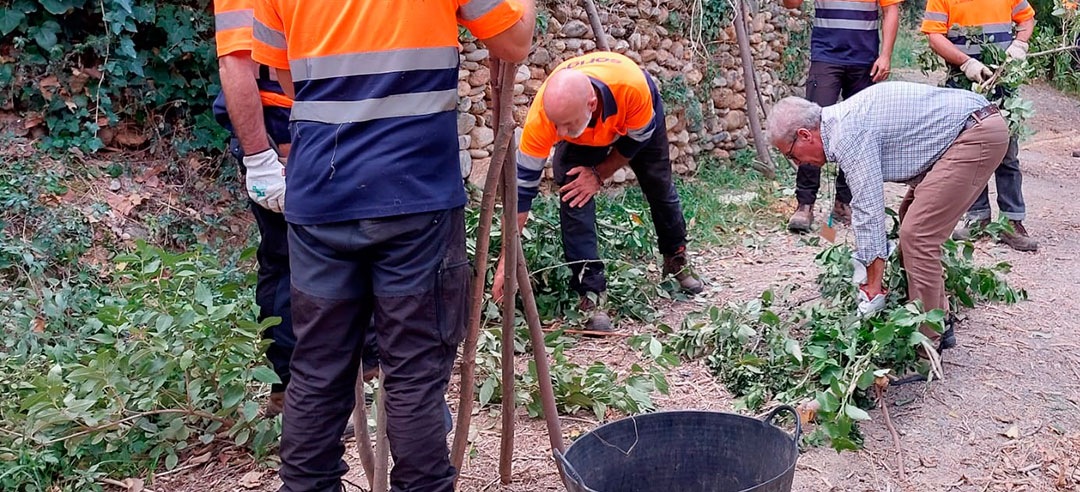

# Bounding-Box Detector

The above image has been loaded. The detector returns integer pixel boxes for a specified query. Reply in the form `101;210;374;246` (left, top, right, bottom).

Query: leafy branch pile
639;233;1026;451
0;243;280;491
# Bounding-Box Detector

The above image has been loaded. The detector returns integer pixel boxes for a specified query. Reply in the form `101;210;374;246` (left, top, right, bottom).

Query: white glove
1005;40;1029;61
857;288;887;318
960;58;993;83
243;148;286;214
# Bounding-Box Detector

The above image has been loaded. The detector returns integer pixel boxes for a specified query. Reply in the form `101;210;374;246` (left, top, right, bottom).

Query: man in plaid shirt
767;81;1008;353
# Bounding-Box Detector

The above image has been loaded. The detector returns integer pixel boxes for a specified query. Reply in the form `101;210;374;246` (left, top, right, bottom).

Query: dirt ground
157;74;1080;492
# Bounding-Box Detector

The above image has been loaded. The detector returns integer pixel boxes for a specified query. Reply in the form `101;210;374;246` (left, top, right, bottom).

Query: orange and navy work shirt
251;0;523;224
921;0;1035;61
516;52;662;212
211;0;293;148
811;0;903;66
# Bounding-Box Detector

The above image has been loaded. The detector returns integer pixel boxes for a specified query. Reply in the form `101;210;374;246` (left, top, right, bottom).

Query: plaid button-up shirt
820;81;990;265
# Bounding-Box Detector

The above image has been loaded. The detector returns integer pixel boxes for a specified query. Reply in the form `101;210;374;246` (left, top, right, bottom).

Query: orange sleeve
457;0;524;40
1011;0;1035;23
214;0;254;57
519;100;557;160
251;0;289;69
920;0;950;34
879;0;903;8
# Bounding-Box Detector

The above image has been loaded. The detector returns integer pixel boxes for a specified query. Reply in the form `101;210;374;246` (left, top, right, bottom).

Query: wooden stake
450;59;520;473
352;371;376;489
373;373;390;492
514;242;567;472
582;0;610;51
498;115;520;484
732;0;776;178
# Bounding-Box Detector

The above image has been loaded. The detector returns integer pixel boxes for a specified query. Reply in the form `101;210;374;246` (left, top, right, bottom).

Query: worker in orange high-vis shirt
493;52;703;332
922;0;1039;252
211;0;296;418
250;0;534;490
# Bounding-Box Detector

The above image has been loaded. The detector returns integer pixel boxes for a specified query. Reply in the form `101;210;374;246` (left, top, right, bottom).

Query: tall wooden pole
732;0;776;178
583;0;610;51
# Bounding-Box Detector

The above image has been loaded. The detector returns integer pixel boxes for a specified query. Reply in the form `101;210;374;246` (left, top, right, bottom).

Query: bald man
495;51;702;331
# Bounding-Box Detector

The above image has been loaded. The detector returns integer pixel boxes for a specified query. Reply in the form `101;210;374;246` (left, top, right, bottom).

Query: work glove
1005;39;1029;61
857;287;887;318
243;148;286;214
960;58;993;83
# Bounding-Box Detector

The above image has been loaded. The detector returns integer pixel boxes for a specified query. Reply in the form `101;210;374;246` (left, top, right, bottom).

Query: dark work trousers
249;201;296;393
796;61;873;206
279;207;469;492
553;126;688;296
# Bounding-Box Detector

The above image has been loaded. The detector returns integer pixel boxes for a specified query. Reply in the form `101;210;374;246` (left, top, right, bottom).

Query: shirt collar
588;77;618;121
820;105;842;162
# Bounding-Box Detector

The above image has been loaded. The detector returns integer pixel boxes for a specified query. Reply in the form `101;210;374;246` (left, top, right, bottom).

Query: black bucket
554;406;800;492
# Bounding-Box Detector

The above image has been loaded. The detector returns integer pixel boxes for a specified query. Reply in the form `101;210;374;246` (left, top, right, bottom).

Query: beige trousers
897;112;1010;342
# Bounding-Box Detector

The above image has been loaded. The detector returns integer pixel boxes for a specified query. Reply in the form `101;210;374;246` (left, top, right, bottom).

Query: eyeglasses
782;132;799;163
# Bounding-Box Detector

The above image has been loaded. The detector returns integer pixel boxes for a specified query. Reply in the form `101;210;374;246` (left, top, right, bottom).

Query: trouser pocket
435;259;470;347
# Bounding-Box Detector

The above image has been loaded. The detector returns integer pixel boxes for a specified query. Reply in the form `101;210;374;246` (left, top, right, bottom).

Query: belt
963;104;1000;131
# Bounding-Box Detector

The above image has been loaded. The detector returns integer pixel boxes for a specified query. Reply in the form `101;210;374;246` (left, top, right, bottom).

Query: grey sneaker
999;220;1038;252
787;204;814;232
579;294;612;332
951;218;990;241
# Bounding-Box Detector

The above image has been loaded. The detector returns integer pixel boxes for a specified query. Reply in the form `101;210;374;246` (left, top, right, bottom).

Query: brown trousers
897;112;1010;342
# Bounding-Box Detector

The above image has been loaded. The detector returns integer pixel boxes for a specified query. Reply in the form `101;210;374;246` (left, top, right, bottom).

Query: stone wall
457;0;808;184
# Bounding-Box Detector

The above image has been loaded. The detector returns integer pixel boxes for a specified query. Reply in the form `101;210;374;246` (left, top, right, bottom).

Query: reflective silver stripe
517;150;546;171
923;11;948;23
518;175;542;188
1013;0;1030;15
459;0;504;21
815;0;878;11
289;47;460;82
215;9;253;32
253;19;286;50
949;40;1011;55
813;17;878;30
980;22;1014;34
290;89;457;124
627;123;655;142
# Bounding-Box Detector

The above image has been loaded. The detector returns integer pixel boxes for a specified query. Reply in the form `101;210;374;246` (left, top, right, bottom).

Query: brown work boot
264;391;285;418
579;293;612;332
787;204;814;232
999;220;1038;252
830;201;852;226
951;217;990;241
663;247;704;294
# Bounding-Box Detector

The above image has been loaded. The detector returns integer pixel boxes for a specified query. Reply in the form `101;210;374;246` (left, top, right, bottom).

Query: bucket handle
554;449;596;492
763;405;802;447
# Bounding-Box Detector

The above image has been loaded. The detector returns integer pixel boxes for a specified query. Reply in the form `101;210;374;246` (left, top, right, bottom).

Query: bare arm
219;52;269;154
595;151;630;182
478;0;536;62
927;32;971;66
863;258;886;296
880;4;900;62
1014;18;1034;43
782;0;804;9
275;68;295;100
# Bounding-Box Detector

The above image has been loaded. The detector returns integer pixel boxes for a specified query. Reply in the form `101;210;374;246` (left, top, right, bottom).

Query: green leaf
165;452;178;470
829;436;860;451
479;377;495;407
234;428;251;446
39;0;84;15
817;391;840;413
195;282;213;307
179;350;195;370
33;20;60;50
0;9;25;35
784;338;803;364
222;385;246;409
251;366;281;385
844;404;871;421
856;369;876;390
648;337;662;359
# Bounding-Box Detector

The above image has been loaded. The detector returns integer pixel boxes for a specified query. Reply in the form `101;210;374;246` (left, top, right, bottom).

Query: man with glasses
780;0;903;232
767;81;1008;360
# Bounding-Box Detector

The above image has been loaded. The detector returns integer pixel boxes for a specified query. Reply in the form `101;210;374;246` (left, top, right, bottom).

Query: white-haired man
767;81;1008;352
